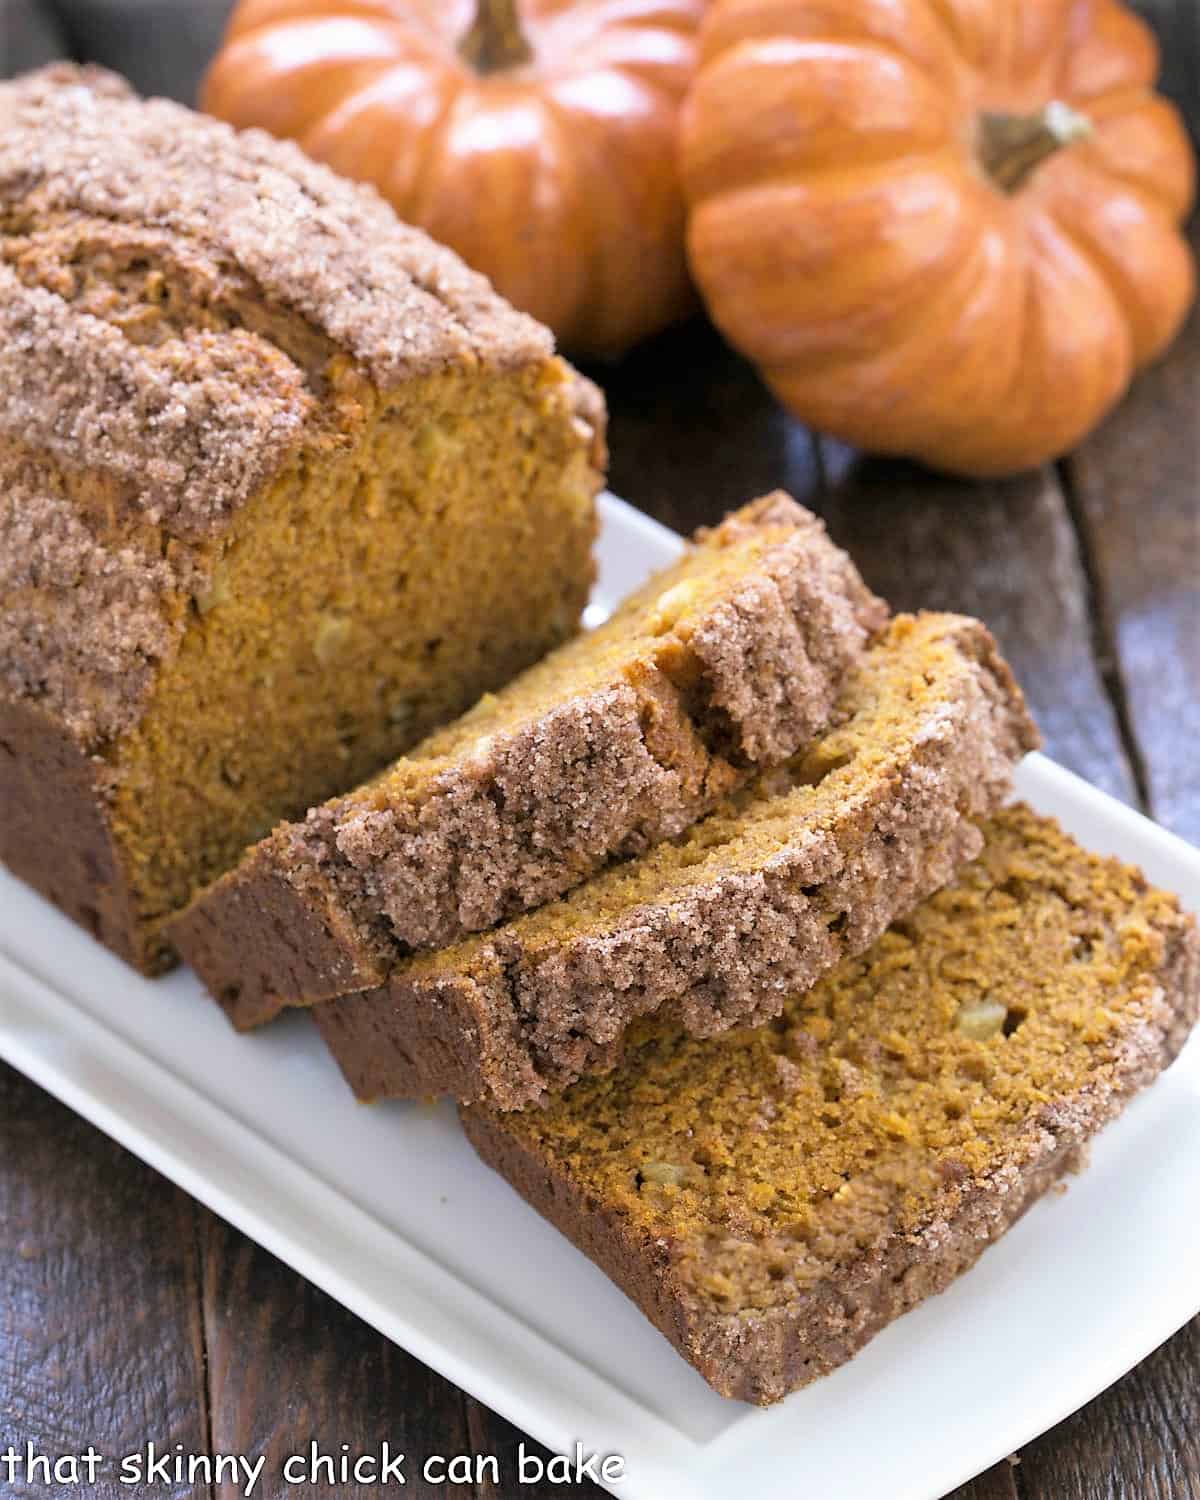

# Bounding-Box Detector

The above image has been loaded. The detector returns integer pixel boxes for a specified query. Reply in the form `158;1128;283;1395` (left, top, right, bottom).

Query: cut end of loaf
176;492;886;1018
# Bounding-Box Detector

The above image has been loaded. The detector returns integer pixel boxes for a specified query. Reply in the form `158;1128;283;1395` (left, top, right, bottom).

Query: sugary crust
317;615;1039;1108
0;464;188;748
680;493;888;764
0;66;552;399
0;265;313;545
172;496;886;1024
461;854;1200;1405
0;260;313;744
0;65;581;747
330;496;888;932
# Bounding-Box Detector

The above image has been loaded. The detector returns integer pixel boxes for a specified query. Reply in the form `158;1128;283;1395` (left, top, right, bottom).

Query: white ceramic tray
1;493;1198;1500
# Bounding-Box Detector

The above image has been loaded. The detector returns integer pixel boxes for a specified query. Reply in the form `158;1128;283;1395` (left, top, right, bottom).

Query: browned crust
317;616;1039;1109
173;846;387;1032
314;979;491;1104
320;820;983;1108
0;694;157;972
461;907;1200;1405
173;496;887;1022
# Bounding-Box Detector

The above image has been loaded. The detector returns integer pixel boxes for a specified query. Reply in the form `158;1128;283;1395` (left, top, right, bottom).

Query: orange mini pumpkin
681;0;1196;476
204;0;704;358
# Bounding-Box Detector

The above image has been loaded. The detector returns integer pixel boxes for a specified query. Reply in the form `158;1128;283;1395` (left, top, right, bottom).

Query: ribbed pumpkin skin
204;0;704;358
681;0;1196;476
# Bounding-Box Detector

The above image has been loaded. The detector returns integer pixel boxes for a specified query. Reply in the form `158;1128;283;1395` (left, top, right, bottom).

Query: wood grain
595;320;823;533
813;449;1139;805
951;1466;1020;1500
201;1217;476;1500
1016;1313;1200;1500
0;1061;209;1500
1059;250;1200;844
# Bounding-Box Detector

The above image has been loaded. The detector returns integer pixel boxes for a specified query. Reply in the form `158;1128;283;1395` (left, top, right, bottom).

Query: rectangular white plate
1;493;1198;1500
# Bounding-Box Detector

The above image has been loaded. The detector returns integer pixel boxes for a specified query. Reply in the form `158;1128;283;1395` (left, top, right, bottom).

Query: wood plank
814;448;1139;806
0;1062;209;1500
200;1217;476;1500
1060;250;1200;845
594;321;824;534
947;1464;1021;1500
1015;1314;1200;1499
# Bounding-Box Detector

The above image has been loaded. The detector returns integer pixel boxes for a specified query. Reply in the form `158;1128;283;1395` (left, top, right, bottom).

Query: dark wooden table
2;6;1198;1498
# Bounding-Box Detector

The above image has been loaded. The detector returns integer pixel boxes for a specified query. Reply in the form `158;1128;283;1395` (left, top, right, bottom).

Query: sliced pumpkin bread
462;805;1200;1404
171;493;886;1025
315;612;1039;1109
0;65;604;973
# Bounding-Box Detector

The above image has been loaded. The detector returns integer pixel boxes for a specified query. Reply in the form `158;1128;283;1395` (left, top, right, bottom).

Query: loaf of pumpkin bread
315;613;1040;1109
462;806;1200;1404
171;493;886;1026
0;65;604;973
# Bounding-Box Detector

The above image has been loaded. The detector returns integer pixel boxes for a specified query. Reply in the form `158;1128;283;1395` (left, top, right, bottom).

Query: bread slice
170;493;886;1025
462;805;1200;1404
0;66;603;973
315;613;1039;1109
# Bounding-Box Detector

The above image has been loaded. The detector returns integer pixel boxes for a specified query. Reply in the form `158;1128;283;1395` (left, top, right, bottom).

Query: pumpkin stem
459;0;533;74
977;101;1093;192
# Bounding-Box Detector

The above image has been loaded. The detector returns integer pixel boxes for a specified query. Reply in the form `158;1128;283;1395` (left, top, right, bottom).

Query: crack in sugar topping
0;265;312;539
0;468;190;744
